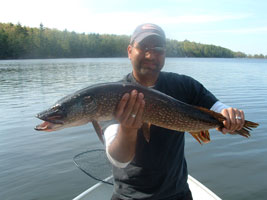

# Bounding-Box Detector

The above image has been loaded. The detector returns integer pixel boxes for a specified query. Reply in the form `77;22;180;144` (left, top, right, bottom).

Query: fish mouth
35;121;57;131
35;112;65;132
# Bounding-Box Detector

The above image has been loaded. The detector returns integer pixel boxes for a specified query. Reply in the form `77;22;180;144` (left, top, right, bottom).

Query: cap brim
134;33;165;45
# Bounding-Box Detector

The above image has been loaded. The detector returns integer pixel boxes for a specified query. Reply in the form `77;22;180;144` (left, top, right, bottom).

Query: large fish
35;82;259;144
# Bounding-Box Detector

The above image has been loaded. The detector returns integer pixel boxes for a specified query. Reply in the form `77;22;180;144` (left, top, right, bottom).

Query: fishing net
73;149;113;185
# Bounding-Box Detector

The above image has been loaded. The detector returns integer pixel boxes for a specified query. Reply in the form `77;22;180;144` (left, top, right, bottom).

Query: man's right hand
115;90;145;130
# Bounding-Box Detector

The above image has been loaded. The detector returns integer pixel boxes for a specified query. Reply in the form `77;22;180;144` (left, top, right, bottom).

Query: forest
0;22;266;59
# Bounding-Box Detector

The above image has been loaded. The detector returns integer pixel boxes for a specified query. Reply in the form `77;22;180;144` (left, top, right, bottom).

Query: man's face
128;37;166;78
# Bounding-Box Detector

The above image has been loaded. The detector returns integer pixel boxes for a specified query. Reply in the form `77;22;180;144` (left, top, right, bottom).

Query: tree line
0;22;266;59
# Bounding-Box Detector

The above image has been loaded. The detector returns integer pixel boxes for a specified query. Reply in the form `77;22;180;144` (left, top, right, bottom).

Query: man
104;23;245;200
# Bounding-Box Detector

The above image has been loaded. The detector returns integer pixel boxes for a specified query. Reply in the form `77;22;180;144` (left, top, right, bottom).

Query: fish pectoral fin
189;130;210;145
142;123;151;143
92;120;105;144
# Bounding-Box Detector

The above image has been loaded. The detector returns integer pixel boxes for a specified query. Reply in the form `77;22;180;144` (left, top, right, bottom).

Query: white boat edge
73;175;222;200
73;176;113;200
187;175;222;200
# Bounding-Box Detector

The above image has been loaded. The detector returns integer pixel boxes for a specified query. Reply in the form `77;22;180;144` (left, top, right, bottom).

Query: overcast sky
1;0;267;55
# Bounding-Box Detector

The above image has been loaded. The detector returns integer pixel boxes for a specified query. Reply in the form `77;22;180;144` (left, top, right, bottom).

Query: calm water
0;58;266;200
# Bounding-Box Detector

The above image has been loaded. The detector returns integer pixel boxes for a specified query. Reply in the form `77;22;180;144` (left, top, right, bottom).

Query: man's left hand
217;108;245;134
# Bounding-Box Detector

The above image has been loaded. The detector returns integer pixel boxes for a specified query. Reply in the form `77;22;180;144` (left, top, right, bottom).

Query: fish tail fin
189;130;210;145
195;106;259;138
244;120;259;128
232;120;259;138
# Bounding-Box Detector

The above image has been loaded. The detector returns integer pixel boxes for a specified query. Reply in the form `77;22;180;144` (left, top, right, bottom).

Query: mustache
141;59;158;65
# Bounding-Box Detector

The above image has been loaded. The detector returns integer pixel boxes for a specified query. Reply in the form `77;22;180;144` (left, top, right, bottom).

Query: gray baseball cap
130;23;166;45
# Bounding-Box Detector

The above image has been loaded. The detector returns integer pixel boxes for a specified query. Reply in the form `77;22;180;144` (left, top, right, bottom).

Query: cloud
219;27;267;34
69;12;251;34
157;14;250;24
183;27;267;35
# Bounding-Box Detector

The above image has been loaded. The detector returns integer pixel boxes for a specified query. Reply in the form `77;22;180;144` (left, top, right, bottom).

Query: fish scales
87;83;221;132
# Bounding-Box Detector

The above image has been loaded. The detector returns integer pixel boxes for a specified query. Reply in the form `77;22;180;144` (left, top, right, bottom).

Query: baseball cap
130;23;166;45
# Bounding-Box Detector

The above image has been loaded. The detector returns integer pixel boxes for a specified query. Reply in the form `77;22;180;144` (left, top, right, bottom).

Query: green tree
1;22;263;59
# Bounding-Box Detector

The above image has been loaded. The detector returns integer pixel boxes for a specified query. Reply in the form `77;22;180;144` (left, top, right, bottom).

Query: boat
73;175;221;200
73;149;221;200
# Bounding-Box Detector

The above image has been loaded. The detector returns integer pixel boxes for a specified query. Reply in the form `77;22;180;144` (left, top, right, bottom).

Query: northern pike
35;82;259;144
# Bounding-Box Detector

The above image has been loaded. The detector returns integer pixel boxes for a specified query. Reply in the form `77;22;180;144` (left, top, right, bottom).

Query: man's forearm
108;125;138;163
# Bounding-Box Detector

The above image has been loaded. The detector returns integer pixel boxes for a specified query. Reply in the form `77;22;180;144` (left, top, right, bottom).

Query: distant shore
1;22;266;60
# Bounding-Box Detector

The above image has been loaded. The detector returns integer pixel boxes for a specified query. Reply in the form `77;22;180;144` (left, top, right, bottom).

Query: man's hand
115;90;145;130
217;108;245;134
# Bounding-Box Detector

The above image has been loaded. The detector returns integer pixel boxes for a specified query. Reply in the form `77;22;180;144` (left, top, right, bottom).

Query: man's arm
107;90;145;163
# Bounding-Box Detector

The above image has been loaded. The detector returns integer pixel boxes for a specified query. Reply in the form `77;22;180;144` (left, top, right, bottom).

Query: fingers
216;127;227;134
115;90;145;129
122;90;138;122
238;110;245;130
221;108;245;134
221;109;230;130
115;93;130;118
133;93;145;128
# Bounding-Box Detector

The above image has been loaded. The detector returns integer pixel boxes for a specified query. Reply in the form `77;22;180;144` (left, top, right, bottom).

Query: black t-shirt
112;72;218;200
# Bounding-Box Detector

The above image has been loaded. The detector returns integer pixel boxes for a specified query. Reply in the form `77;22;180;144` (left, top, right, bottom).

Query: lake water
0;58;266;200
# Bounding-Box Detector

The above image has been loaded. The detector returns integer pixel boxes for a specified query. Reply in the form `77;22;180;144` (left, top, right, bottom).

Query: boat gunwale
72;175;222;200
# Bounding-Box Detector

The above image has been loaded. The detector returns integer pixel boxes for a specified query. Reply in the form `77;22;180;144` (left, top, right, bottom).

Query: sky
1;0;267;55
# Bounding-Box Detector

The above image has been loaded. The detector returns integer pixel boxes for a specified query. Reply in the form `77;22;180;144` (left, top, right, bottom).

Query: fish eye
83;96;93;104
51;104;61;110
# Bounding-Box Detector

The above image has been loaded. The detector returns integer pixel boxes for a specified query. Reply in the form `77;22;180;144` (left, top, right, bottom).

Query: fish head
35;94;97;132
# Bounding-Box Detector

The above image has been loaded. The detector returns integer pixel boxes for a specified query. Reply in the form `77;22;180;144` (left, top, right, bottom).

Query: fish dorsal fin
142;123;151;143
92;120;105;144
194;106;226;122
